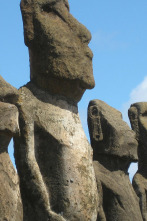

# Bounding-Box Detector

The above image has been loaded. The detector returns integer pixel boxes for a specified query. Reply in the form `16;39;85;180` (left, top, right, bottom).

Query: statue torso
17;82;99;221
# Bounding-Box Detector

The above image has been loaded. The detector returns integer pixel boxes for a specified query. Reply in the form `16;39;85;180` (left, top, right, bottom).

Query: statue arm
14;111;66;221
133;174;147;221
96;178;106;221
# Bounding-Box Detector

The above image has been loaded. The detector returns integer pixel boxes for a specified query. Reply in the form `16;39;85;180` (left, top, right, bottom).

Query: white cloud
122;76;147;124
92;30;128;51
130;76;147;103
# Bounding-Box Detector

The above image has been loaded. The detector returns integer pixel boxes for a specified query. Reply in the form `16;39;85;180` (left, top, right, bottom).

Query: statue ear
88;105;103;142
64;0;70;11
128;106;139;140
20;0;34;46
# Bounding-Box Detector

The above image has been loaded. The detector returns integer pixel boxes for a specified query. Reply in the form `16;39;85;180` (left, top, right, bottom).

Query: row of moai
0;0;147;220
88;100;147;221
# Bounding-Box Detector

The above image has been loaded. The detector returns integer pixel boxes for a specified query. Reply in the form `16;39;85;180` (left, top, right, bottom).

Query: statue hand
48;211;66;221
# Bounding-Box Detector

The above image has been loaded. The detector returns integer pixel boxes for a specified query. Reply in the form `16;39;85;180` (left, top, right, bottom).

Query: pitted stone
0;75;18;104
88;99;138;161
129;102;147;221
14;0;99;220
88;99;142;221
20;0;95;102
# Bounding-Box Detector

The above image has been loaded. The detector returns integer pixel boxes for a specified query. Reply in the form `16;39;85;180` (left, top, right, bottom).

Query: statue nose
68;14;92;44
77;24;92;44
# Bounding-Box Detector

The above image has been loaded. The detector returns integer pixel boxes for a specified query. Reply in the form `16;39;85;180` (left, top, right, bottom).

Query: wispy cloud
121;76;147;124
130;76;147;102
92;30;128;51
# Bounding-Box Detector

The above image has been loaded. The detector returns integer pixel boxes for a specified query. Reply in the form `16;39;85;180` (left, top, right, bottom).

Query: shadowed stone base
0;102;22;220
94;161;143;221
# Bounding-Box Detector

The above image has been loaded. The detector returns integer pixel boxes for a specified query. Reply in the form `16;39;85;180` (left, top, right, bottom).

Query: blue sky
1;0;147;179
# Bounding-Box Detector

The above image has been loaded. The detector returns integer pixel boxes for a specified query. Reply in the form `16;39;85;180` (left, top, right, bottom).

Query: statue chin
29;49;95;102
31;75;87;103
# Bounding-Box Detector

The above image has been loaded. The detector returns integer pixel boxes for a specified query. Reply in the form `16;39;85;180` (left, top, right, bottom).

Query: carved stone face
88;100;138;161
21;0;95;102
129;102;147;171
129;102;147;144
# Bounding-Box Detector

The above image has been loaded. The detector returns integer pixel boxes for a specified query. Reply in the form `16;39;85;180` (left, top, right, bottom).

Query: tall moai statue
88;99;143;221
0;76;22;220
129;102;147;221
14;0;99;220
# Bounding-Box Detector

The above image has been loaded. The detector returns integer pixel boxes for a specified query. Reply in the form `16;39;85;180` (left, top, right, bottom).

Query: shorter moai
88;99;143;221
129;102;147;221
0;76;22;221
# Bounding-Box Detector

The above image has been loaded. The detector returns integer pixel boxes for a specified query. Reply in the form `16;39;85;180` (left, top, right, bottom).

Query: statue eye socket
41;5;54;13
142;111;147;117
41;4;67;23
130;112;136;119
92;107;98;116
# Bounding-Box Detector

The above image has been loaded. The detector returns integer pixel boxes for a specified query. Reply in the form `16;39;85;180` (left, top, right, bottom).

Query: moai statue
0;75;22;220
14;0;99;220
129;102;147;221
88;99;143;221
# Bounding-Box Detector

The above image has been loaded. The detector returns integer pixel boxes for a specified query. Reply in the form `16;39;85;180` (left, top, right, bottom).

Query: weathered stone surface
14;0;98;220
129;102;147;221
0;75;18;104
94;161;142;221
21;0;95;102
0;148;23;221
0;102;22;221
88;99;138;161
88;99;142;221
0;102;19;136
14;83;98;221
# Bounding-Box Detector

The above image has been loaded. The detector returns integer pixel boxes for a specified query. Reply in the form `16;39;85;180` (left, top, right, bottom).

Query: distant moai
129;102;147;221
0;76;22;221
13;0;99;220
88;99;143;221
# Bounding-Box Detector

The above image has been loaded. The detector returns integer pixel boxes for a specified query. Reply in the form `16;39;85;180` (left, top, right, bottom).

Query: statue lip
79;80;94;90
85;47;93;60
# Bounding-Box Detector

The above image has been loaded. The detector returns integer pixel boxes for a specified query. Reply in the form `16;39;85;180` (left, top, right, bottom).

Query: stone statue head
88;100;138;163
20;0;95;102
129;102;147;172
128;102;147;145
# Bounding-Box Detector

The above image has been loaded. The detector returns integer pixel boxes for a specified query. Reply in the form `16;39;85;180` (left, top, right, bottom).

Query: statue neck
94;154;131;173
29;49;86;103
138;142;147;175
